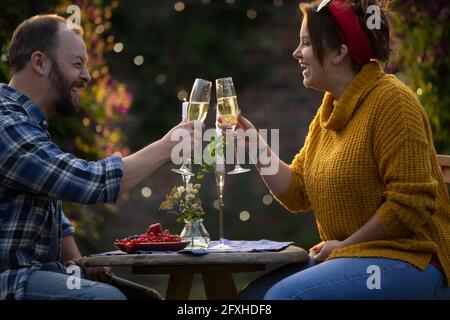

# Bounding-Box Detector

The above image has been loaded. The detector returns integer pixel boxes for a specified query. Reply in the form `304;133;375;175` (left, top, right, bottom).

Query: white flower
186;184;194;193
186;194;195;201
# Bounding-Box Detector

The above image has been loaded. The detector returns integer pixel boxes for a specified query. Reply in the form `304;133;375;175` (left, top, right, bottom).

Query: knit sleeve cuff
376;202;412;239
271;171;310;213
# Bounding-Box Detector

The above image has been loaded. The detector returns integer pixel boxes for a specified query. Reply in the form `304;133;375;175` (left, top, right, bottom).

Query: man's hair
8;14;81;74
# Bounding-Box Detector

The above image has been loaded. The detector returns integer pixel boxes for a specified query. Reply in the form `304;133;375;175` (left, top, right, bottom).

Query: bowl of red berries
114;223;190;253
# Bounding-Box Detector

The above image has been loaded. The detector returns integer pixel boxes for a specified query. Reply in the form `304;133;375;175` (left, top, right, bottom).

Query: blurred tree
392;0;450;153
0;0;132;252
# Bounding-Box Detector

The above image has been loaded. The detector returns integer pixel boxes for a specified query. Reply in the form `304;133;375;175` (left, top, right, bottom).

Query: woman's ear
333;44;349;64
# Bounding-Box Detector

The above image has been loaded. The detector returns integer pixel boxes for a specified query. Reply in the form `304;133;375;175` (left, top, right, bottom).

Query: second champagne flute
172;78;212;179
216;77;250;175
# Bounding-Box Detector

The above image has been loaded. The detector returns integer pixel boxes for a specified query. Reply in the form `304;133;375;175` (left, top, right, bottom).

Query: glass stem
234;131;242;169
182;172;191;187
216;173;225;243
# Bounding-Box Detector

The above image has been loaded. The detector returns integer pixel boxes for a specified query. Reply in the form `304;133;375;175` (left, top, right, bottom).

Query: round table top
85;245;309;267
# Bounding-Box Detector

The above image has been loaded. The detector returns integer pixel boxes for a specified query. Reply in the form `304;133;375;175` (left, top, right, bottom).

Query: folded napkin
91;239;293;256
180;239;294;255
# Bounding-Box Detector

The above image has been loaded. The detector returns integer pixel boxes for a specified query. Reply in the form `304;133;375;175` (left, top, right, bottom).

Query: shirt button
42;120;48;126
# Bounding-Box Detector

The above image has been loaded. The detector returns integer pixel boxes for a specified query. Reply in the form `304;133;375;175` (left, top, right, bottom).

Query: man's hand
65;257;112;283
160;120;204;157
309;240;346;262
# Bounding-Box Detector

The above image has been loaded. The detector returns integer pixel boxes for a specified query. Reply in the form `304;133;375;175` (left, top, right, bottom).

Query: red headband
324;0;376;65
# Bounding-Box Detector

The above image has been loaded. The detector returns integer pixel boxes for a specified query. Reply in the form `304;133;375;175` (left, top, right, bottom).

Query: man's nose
81;68;91;83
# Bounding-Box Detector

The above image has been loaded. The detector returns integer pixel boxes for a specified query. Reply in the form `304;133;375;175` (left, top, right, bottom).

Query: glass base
172;168;195;176
180;219;210;250
227;166;250;175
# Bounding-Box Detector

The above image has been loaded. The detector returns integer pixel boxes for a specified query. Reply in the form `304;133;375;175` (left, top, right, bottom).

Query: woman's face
293;18;330;91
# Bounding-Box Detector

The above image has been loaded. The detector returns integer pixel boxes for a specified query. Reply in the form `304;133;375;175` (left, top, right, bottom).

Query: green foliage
196;134;226;179
392;1;450;153
0;0;132;246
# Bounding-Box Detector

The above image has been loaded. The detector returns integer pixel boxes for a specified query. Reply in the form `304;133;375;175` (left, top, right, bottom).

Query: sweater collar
319;61;384;131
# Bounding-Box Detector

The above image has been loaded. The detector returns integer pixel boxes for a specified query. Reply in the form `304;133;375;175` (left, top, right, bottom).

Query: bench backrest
437;154;450;186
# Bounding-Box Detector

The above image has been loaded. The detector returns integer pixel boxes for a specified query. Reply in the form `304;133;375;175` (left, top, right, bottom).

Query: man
0;14;196;300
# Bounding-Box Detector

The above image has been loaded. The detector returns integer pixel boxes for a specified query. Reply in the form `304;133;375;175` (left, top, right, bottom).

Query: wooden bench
437;154;450;186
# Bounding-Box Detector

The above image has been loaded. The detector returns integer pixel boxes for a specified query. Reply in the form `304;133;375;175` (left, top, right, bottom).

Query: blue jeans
238;255;450;300
24;262;126;300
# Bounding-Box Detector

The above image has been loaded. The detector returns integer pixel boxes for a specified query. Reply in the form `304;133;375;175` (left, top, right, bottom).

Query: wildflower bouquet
159;183;205;224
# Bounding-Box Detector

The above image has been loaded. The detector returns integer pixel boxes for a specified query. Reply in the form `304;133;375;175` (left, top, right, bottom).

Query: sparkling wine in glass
172;78;212;180
216;77;250;175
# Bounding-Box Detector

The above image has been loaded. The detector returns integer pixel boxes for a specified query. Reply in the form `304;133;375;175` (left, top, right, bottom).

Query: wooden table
85;245;309;300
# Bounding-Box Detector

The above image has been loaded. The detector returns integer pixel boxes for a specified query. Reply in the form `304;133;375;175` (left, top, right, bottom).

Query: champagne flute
209;107;234;250
216;77;250;175
172;78;212;180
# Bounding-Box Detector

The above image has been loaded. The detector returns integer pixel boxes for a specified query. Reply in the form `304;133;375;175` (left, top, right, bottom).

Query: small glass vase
180;218;210;250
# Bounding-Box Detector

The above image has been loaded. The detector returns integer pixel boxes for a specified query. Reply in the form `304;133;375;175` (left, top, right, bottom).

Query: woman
233;0;450;299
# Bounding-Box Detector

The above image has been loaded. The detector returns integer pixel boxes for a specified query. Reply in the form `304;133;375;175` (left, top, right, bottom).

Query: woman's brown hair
300;0;393;72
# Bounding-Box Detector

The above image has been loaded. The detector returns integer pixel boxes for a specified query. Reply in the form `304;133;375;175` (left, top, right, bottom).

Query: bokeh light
141;187;152;198
177;89;189;101
247;10;257;20
174;2;185;12
156;74;167;85
273;0;283;7
262;194;273;206
113;43;123;53
95;24;105;34
133;55;144;66
239;211;251;221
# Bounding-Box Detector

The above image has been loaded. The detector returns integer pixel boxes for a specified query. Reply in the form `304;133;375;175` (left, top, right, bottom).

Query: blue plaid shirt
0;84;123;300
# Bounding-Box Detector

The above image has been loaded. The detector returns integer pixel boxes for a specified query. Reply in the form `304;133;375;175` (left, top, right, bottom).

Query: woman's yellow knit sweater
274;61;450;283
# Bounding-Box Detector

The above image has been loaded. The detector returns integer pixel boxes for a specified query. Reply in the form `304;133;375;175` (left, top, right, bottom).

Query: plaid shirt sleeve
61;211;75;237
0;116;123;204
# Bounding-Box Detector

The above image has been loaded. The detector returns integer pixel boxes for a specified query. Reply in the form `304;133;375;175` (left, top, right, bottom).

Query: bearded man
0;14;194;300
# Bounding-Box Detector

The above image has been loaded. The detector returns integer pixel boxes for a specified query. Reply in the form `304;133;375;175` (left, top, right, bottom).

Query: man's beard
48;59;81;116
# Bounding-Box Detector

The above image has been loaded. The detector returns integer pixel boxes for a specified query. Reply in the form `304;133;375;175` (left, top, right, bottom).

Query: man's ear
333;44;349;65
30;51;52;76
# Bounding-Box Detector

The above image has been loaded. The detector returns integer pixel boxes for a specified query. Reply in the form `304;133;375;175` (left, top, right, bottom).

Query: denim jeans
238;255;450;300
24;262;126;300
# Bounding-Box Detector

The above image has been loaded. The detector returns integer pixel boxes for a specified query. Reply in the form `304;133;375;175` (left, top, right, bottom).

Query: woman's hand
216;113;256;132
236;113;256;132
309;240;346;262
217;113;258;153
